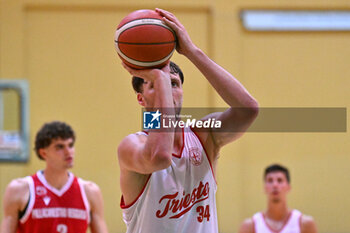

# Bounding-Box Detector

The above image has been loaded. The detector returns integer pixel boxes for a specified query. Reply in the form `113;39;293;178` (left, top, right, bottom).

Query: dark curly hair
34;121;75;160
264;164;290;183
132;61;184;93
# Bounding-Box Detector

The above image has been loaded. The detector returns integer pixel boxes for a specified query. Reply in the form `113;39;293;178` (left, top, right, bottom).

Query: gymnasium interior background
0;0;349;232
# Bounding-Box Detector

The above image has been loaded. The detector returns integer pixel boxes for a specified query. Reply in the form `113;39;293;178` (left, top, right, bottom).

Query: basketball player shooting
117;8;259;233
0;121;109;233
239;164;317;233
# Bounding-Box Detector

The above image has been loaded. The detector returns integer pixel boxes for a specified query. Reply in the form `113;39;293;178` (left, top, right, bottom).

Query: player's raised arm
0;179;29;233
157;8;259;149
118;63;176;174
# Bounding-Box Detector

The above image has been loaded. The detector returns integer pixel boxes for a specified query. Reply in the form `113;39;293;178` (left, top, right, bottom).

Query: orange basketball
114;9;177;69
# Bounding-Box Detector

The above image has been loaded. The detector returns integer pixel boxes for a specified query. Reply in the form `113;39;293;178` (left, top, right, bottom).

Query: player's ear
39;148;47;160
137;93;145;106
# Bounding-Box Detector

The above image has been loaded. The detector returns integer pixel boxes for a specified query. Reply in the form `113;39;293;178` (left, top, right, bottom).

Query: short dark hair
132;61;184;93
264;164;290;183
34;121;75;160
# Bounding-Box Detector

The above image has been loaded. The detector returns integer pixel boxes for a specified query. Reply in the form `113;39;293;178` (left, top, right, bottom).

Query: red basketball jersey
17;171;90;233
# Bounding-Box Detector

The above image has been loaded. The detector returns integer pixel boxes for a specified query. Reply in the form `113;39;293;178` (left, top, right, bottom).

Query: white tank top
121;127;218;233
253;209;302;233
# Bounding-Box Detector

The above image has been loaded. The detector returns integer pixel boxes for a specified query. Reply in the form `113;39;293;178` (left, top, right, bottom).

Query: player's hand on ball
155;8;196;57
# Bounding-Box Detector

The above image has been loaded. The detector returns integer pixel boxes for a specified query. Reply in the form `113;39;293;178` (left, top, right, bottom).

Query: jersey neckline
36;170;74;197
261;210;293;233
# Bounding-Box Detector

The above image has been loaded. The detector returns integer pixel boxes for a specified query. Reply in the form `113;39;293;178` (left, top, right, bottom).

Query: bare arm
300;215;317;233
118;63;175;174
0;179;29;233
157;8;259;150
84;181;108;233
239;218;255;233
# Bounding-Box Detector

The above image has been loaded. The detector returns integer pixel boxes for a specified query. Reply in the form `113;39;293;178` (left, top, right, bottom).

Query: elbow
231;99;259;126
249;99;259;119
150;151;172;170
155;152;172;169
143;142;173;172
243;99;259;120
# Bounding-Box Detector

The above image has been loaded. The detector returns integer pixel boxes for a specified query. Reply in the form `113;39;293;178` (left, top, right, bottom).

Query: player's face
140;73;183;112
41;138;75;170
264;172;290;203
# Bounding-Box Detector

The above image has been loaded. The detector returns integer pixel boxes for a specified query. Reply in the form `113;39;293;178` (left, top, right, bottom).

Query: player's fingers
156;8;175;18
156;8;180;27
162;17;179;33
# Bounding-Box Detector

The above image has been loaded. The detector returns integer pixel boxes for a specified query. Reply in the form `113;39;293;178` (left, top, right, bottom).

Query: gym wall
0;0;349;232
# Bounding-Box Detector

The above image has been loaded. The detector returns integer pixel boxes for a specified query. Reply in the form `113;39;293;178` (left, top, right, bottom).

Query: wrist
184;45;203;61
145;69;166;82
152;72;169;83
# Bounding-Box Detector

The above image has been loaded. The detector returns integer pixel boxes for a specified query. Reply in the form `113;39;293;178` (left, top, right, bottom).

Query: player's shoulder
300;214;314;222
77;178;104;210
242;217;254;226
300;214;317;233
6;177;30;193
118;133;147;154
3;177;30;204
120;133;147;146
79;179;101;194
239;218;255;233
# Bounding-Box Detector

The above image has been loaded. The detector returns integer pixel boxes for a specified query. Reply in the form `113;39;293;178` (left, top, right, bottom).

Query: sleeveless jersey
121;127;218;233
17;171;90;233
253;209;302;233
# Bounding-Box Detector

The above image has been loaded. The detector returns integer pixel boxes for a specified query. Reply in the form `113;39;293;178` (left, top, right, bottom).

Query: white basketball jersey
253;209;302;233
121;127;218;233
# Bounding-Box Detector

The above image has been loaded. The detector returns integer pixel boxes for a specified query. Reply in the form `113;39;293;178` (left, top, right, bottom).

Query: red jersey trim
262;211;292;233
189;127;217;184
120;174;151;209
19;176;35;224
171;128;184;158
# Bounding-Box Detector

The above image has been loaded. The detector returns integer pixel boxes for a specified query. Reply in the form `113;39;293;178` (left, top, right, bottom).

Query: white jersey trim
19;176;35;224
77;178;91;224
135;131;148;137
36;171;74;197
